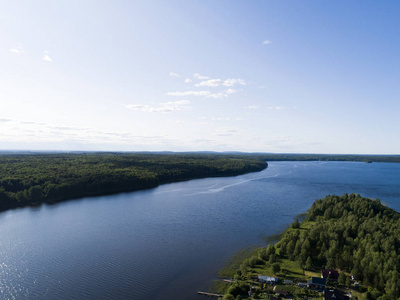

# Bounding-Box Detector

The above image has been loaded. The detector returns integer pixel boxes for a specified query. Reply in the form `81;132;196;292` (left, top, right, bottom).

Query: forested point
0;153;267;211
223;194;400;300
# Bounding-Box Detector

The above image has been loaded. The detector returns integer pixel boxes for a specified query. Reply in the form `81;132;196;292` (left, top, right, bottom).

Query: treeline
273;194;400;299
257;154;400;163
0;153;267;210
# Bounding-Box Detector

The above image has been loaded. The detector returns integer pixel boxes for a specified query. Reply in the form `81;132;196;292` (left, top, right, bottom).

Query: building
321;269;339;280
297;282;308;288
283;279;293;285
324;289;350;300
258;275;279;284
308;277;327;290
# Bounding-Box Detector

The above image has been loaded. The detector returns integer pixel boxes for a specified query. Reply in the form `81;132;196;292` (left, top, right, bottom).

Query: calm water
0;161;399;299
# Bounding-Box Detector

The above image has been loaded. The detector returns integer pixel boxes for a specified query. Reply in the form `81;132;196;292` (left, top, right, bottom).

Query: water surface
0;161;399;299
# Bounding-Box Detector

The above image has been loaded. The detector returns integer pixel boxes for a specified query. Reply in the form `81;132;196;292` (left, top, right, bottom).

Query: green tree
291;218;300;229
305;257;313;270
272;263;281;274
222;294;235;300
338;272;346;286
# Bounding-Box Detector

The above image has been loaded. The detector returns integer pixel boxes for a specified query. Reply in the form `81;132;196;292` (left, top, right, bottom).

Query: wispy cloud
247;105;258;109
166;91;210;97
193;73;209;80
0;118;12;122
10;44;24;54
42;50;52;62
195;78;246;87
167;89;239;99
207;89;239;99
195;79;222;87
263;40;272;45
170;72;180;77
184;78;192;83
212;117;231;121
267;106;285;110
0;119;174;149
126;100;190;113
214;127;238;137
223;78;246;87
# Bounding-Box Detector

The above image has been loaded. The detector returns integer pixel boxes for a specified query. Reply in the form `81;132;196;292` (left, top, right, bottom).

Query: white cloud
207;89;239;99
263;40;272;45
212;117;231;121
10;44;24;54
225;89;238;94
214;127;238;137
167;90;210;97
126;100;190;113
195;78;246;87
267;106;285;110
170;72;180;77
167;89;239;99
0;119;180;149
195;79;222;87
193;73;209;80
184;78;192;83
42;50;52;62
0;118;12;122
223;78;246;87
247;105;258;109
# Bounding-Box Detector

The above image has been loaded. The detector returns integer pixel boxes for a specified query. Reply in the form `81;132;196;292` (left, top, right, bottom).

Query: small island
214;194;400;300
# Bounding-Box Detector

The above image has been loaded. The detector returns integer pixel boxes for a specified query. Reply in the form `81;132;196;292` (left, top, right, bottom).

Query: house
283;279;293;285
297;282;308;288
321;269;339;280
258;275;278;284
324;289;350;300
308;277;327;290
275;290;288;297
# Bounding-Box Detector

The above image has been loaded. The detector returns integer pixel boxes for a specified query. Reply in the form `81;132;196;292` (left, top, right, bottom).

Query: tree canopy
275;194;400;299
0;152;267;211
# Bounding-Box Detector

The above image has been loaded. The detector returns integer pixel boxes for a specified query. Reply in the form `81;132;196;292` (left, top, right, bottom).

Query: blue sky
1;1;399;154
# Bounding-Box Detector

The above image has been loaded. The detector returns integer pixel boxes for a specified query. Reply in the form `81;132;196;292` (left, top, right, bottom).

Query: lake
0;161;399;299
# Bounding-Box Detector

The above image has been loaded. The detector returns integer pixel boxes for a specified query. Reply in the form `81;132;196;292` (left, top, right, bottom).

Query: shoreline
213;194;400;299
0;155;268;213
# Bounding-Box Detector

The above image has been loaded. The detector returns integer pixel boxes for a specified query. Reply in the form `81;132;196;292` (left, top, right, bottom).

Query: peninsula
0;152;267;211
216;194;400;300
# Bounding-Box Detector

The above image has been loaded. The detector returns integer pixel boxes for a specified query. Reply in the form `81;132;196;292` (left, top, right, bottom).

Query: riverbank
0;152;267;212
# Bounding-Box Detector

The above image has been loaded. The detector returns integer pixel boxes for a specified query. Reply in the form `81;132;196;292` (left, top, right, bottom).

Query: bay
0;161;399;299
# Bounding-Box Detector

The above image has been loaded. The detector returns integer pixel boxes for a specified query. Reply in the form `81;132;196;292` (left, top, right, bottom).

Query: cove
0;161;399;299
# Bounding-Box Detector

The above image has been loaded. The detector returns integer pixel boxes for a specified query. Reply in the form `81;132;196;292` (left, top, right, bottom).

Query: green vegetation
0;152;267;211
219;194;400;299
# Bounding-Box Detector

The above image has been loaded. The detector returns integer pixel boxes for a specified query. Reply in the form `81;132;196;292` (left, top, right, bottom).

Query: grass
218;246;259;278
209;280;230;295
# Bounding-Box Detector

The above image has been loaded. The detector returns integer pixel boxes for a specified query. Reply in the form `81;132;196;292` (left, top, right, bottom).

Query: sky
1;1;399;154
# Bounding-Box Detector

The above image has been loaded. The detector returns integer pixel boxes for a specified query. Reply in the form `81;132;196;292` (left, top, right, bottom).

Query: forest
222;194;400;300
0;152;267;211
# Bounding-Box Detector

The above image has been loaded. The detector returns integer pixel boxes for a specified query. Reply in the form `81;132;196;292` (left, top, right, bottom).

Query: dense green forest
0;153;267;210
224;194;400;299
